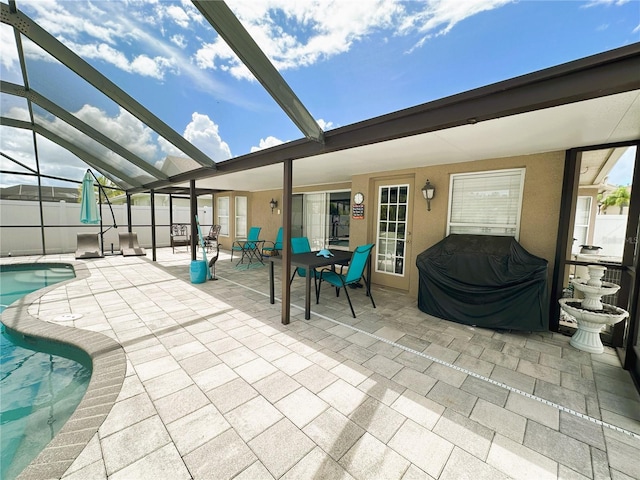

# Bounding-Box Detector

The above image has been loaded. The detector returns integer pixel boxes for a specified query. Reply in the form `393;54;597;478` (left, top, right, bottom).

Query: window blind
448;169;525;238
217;196;229;236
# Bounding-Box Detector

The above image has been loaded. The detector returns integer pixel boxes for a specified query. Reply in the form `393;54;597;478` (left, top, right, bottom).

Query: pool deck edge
1;261;126;480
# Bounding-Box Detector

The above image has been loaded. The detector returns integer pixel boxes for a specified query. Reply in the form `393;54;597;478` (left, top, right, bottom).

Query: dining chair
316;243;376;318
231;226;263;265
262;227;283;257
289;237;321;297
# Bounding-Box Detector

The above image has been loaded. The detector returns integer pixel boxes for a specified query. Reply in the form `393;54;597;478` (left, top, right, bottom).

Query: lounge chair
75;233;103;259
119;232;146;256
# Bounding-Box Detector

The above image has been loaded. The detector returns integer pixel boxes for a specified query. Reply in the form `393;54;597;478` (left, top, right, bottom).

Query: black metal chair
205;224;222;252
170;224;190;253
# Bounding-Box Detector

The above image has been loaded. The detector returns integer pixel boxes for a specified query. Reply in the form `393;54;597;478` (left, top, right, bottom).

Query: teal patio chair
231;226;264;265
316;243;376;318
262;227;283;257
289;236;320;297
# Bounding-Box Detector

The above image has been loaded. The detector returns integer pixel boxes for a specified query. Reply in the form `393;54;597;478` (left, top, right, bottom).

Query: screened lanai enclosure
0;1;235;256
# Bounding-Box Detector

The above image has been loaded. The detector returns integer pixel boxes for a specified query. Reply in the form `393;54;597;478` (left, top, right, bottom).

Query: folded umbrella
80;170;101;224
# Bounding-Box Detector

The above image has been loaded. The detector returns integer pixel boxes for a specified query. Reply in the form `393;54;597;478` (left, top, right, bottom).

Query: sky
1;0;639;187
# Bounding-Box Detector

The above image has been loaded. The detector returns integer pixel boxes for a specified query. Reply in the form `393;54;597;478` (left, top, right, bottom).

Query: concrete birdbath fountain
559;265;629;354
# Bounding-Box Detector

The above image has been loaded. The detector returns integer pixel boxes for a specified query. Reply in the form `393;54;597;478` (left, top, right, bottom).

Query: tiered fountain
559;264;629;354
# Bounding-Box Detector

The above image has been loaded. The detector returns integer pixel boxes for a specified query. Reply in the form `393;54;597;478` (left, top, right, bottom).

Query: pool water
0;264;91;480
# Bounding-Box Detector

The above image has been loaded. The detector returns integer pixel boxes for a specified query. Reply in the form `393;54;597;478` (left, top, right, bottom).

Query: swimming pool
0;264;91;480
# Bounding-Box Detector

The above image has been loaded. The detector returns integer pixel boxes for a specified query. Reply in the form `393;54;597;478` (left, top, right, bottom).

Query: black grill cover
416;234;549;331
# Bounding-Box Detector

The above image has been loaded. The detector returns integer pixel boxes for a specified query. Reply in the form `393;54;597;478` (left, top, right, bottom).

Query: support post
150;189;157;262
190;180;197;261
281;159;292;324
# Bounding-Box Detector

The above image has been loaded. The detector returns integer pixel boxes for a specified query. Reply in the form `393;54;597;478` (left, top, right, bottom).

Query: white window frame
235;195;247;238
447;168;525;240
573;196;592;253
217;196;229;236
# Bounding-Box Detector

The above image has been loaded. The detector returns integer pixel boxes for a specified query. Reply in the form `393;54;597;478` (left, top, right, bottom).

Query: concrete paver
2;249;639;480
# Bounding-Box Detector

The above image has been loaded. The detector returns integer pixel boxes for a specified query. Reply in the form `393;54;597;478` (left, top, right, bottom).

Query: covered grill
416;234;549;331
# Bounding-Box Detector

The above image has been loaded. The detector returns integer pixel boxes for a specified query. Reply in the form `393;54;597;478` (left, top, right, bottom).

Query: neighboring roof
0;184;79;202
161;156;204;178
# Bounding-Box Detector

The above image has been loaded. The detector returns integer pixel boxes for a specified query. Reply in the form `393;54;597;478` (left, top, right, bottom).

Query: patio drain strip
220;276;640;441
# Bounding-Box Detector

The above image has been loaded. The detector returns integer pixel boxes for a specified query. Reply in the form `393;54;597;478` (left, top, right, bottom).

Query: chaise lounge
75;233;103;259
119;232;146;257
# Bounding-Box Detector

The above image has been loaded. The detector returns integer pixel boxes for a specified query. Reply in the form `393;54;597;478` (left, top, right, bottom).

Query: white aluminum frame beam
192;1;324;144
0;3;216;171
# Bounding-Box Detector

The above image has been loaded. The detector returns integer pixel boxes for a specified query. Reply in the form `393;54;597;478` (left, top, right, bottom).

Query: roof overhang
135;43;640;193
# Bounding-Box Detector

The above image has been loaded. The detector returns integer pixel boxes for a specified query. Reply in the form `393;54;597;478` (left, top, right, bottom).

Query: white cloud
316;119;334;131
181;112;232;161
171;34;187;48
250;136;284;152
54;37;176;80
4;106;32;123
399;0;513;51
165;5;191;28
194;0;516;79
584;0;630;6
0;24;20;73
74;105;160;161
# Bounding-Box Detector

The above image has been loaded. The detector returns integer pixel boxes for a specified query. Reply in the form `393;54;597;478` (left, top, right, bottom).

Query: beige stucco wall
213;190;250;245
225;152;565;299
351;151;565;297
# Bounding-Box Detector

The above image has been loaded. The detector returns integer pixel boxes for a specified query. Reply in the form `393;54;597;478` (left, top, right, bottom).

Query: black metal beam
550;149;581;331
129;43;640;194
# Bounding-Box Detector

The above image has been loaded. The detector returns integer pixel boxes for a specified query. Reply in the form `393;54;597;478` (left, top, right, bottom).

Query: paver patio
2;248;639;480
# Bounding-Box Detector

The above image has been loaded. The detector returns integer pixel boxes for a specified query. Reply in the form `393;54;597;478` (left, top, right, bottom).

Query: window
573;196;592;252
235;196;247;238
217;196;229;236
448;168;525;239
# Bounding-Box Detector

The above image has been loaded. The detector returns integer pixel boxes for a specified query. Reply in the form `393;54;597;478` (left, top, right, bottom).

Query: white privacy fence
0;200;212;256
593;215;628;258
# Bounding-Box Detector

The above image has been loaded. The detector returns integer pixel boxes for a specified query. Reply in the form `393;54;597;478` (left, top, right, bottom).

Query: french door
372;178;414;290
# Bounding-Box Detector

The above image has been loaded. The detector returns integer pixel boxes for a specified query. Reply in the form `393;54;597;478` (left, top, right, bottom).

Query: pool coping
1;261;126;480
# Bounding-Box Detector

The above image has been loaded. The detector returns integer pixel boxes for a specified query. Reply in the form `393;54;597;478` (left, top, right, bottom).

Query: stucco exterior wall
351;151;565;297
236;152;565;299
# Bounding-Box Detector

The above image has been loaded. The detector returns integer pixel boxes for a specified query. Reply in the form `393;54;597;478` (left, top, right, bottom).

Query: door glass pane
304;193;326;250
329;192;350;249
398;205;406;222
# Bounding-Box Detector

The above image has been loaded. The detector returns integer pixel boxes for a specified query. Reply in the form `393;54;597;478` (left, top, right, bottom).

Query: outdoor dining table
269;249;354;320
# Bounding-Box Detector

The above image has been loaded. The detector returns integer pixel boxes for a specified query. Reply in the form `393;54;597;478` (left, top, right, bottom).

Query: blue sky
1;0;639;185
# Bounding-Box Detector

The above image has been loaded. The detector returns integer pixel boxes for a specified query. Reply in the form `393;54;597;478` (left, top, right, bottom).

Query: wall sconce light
269;198;278;213
421;180;435;211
